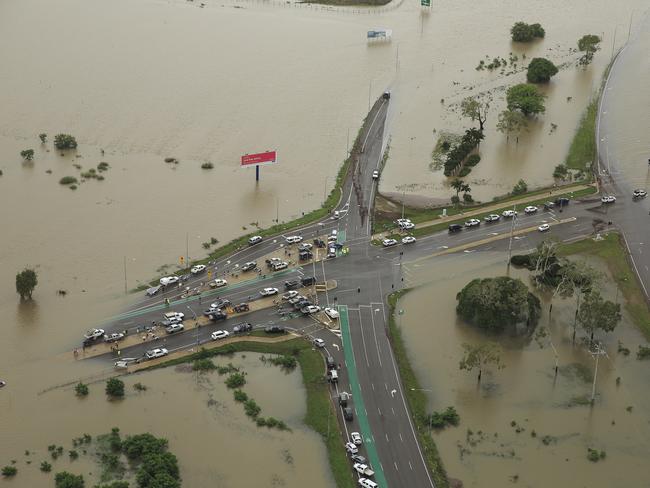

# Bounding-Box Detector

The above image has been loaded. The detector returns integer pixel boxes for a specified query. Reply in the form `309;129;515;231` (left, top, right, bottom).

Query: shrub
510;254;534;269
637;345;650;360
266;355;297;370
133;382;147;391
1;466;17;477
526;57;558;83
201;162;214;170
40;461;52;472
39;133;47;143
225;372;246;389
465;154;481;167
97;162;110;171
443;129;484;176
244;399;261;418
54;471;84;488
105;378;125;398
511;22;545;42
54;134;78;150
121;433;168;460
553;164;569;179
233;389;248;402
192;358;216;371
511;179;528;195
68;450;79;460
462;193;474;203
59;176;78;185
21;149;35;161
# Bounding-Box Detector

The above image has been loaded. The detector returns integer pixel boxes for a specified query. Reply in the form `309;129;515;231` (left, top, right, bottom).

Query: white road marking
357;309;371;367
400;432;404;442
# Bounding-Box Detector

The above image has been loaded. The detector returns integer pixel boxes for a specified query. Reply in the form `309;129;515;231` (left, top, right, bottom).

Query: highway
83;94;630;488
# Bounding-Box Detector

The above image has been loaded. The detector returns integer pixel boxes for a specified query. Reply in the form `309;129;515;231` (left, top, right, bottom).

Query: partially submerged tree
105;378;125;398
54;134;78;150
578;34;601;66
577;290;621;343
16;268;38;300
459;342;504;382
511;179;528;195
506;84;546;116
526;57;558;83
450;179;470;206
39;133;47;143
461;97;489;131
497;109;528;143
20;149;35;161
511;22;545;42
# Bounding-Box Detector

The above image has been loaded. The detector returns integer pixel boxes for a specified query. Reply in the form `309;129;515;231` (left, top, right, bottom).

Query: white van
328;369;338;383
358;478;378;488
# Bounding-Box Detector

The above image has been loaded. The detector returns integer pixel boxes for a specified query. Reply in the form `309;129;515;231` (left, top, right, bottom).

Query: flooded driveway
398;252;650;487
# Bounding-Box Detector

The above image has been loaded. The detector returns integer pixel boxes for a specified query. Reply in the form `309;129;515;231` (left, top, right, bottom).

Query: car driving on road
159;276;180;286
190;264;206;274
248;235;262;246
265;325;285;333
448;223;462;233
524;205;538;214
633;189;647;198
502;209;517;218
145;348;168;360
284;279;301;290
211;330;230;341
372;170;380;179
382;238;398;247
210;278;228;288
484;214;500;222
165;323;184;334
601;195;616;204
401;236;416;245
538;223;550;232
285;235;303;244
324;307;339;319
313;338;325;348
464;218;480;227
350;432;362;445
260;287;279;296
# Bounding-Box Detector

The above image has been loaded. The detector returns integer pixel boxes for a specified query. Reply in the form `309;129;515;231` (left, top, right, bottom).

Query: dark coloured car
326;356;336;370
233;322;253;334
299;250;313;261
555;197;570;207
284;279;301;290
343;407;354;421
233;303;250;313
448;223;462;233
208;310;227;321
339;392;350;407
211;299;231;309
301;276;316;286
265;325;285;334
294;300;311;310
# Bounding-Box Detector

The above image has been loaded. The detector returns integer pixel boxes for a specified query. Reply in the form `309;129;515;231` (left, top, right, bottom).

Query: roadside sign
241;150;277;167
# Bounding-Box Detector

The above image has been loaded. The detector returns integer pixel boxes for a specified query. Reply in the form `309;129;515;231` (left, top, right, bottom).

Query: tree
39;133;47;143
122;434;168;460
55;471;85;488
54;134;78;150
456;276;541;332
464;128;485;147
577;290;621;342
461;97;489;131
105;378;125;398
496;109;528;143
20;149;35;161
511;22;545;42
15;268;38;300
511;179;528;195
136;452;180;488
553;164;569;180
75;382;89;397
526;57;558;83
459;342;504;382
506;84;546;116
578;34;601;66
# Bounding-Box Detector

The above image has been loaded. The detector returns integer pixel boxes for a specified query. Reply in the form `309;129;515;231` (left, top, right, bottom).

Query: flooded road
0;352;334;487
398;252;650;487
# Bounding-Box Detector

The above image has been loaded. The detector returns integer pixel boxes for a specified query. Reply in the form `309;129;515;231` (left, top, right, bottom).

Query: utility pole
506;205;517;272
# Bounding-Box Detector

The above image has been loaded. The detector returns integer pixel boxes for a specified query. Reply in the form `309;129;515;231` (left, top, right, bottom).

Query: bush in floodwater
201;162;214;169
59;176;78;185
105;378;125;398
53;134;78;150
266;355;297;371
637;345;650;360
133;382;148;391
68;450;79;460
54;471;84;488
121;433;168;460
244;398;261;418
97;162;110;171
511;179;528;195
587;448;606;462
21;149;35;161
39;133;47;143
40;461;52;472
192;358;216;371
225;372;246;389
233;389;248;403
511;22;545;42
1;466;17;477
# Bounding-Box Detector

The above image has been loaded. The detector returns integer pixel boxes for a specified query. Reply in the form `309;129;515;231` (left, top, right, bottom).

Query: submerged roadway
85;94;634;488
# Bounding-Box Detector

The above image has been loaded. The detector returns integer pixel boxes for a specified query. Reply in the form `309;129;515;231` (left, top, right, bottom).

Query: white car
538;223;550;232
260;287;279;296
395;218;412;226
524;206;538;214
502;210;517;218
159;276;179;286
327;235;338;242
601;195;616;203
285;235;303;244
271;261;288;271
248;235;262;246
633;189;647;198
382;238;398;247
210;278;228;288
345;442;358;454
484;214;500;222
145;348;168;359
163;311;185;321
401;236;416;245
332;210;340;219
211;330;230;341
350;432;362;445
400;221;415;230
190;264;206;274
104;332;124;343
372;170;380;179
301;305;321;315
324;307;339;320
313;338;326;348
165;323;184;334
84;328;105;340
298;243;313;251
282;290;299;300
358;478;378;488
464;219;480;227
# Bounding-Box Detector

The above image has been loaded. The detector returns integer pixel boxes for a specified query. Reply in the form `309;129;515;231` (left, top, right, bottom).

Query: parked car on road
382;238;398;247
207;310;227;321
400;221;415;230
502;210;517;218
241;261;257;272
301;276;316;286
464;218;480;227
248;235;262;246
484;214;500;222
313;338;325;348
345;442;358;454
351;432;362;445
350;454;367;464
233;322;253;334
265;325;285;334
211;330;230;341
538;223;551;232
159;276;179;286
358;478;378;488
210;278;228;288
282;290;299;300
601;195;616;204
84;328;105;341
339;392;350;406
633;189;647;199
401;236;416;245
285;235;303;244
288;295;306;305
284;279;301;290
272;261;288;271
324;307;339;319
298;243;313;251
555;197;570;207
354;464;375;477
165;323;184;334
343;407;354;421
104;332;125;343
146;285;162;296
301;305;321;315
299;250;313;261
145;348;168;360
164;312;185;321
524;206;538;214
260;287;279;296
190;264;206;274
448;223;462;233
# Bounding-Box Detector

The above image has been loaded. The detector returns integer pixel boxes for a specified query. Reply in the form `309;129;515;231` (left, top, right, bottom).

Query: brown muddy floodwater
0;352;333;487
398;251;650;487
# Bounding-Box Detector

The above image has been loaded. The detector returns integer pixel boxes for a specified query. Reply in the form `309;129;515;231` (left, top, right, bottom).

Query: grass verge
143;338;355;488
387;290;449;488
557;232;650;340
564;99;597;171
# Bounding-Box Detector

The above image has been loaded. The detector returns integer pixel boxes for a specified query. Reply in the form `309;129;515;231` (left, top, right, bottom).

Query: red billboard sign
241;150;277;167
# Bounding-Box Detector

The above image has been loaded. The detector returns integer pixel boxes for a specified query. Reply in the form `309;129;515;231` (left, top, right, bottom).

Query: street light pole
506;205;517;272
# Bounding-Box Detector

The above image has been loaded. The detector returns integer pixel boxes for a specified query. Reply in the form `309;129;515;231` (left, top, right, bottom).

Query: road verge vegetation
143;338;356;488
387;290;449;488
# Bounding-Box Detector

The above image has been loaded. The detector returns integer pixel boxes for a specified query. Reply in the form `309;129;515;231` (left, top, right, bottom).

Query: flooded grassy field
398;251;650;487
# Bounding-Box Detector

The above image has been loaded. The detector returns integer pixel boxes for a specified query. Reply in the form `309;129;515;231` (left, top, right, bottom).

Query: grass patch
142;339;355;488
565;99;597;171
557;232;650;340
387;290;449;487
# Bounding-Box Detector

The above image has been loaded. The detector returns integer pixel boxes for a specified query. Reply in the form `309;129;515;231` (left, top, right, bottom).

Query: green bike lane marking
106;268;295;322
339;305;388;488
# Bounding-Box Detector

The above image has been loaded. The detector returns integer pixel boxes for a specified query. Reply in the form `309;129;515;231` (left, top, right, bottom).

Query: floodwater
398;252;650;487
0;352;334;487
